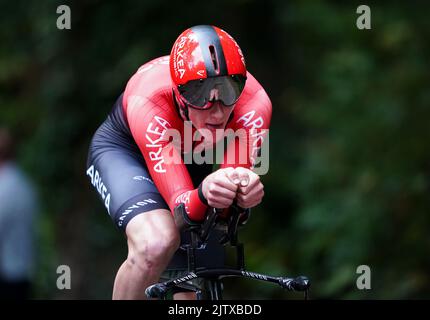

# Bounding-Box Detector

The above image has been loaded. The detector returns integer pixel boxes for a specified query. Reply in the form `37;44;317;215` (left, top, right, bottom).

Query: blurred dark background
0;0;429;299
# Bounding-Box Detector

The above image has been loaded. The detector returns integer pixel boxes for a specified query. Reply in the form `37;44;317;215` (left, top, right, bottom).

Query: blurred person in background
0;127;38;299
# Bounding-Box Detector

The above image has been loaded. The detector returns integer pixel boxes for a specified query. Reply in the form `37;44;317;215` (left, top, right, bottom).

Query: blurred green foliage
0;0;428;299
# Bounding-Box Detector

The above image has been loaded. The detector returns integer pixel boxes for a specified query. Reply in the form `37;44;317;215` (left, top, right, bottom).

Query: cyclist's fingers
238;179;259;195
236;192;250;204
237;197;259;209
238;185;248;195
236;198;251;209
225;169;240;185
206;186;237;204
237;184;264;206
216;176;239;192
222;167;235;174
232;167;251;186
209;187;237;200
247;183;264;198
237;171;249;187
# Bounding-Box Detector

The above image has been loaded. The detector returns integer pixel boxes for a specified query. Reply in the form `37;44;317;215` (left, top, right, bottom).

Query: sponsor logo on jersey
175;191;191;213
86;165;111;214
145;116;171;173
236;110;268;171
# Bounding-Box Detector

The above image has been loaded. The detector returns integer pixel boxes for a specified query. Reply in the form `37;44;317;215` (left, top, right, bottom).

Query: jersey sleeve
221;86;272;173
125;95;208;221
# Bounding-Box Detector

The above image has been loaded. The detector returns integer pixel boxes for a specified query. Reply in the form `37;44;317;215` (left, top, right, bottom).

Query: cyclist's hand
233;168;264;209
225;166;250;188
202;168;238;209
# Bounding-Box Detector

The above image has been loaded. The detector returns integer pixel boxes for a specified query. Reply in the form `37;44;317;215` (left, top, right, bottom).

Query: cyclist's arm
126;97;207;221
216;87;271;214
221;87;272;171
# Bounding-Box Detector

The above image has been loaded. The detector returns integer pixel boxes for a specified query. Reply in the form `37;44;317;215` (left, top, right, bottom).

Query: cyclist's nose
209;102;225;119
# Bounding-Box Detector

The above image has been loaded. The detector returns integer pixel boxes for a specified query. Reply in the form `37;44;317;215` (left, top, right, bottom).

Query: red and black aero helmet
170;25;247;109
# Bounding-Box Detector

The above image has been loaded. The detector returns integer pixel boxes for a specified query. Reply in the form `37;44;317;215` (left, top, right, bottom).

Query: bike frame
146;204;310;300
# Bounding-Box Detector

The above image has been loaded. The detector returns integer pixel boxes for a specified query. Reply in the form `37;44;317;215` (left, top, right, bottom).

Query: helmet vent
209;45;219;74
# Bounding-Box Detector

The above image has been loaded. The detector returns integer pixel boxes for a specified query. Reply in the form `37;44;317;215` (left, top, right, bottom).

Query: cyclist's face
188;101;234;142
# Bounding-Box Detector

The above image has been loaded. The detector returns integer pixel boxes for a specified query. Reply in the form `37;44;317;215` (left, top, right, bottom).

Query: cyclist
86;25;272;299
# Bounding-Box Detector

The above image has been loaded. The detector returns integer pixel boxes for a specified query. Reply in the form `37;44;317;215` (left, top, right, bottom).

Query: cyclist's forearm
173;188;207;221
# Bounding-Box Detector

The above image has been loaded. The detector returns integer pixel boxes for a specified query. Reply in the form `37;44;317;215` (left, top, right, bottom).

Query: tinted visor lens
178;75;246;109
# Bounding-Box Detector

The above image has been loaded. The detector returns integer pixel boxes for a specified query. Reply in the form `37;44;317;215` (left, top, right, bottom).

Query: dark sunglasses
178;74;246;109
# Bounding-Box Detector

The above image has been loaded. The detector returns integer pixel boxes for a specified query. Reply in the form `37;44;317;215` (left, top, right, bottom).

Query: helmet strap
172;89;190;121
183;104;190;121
